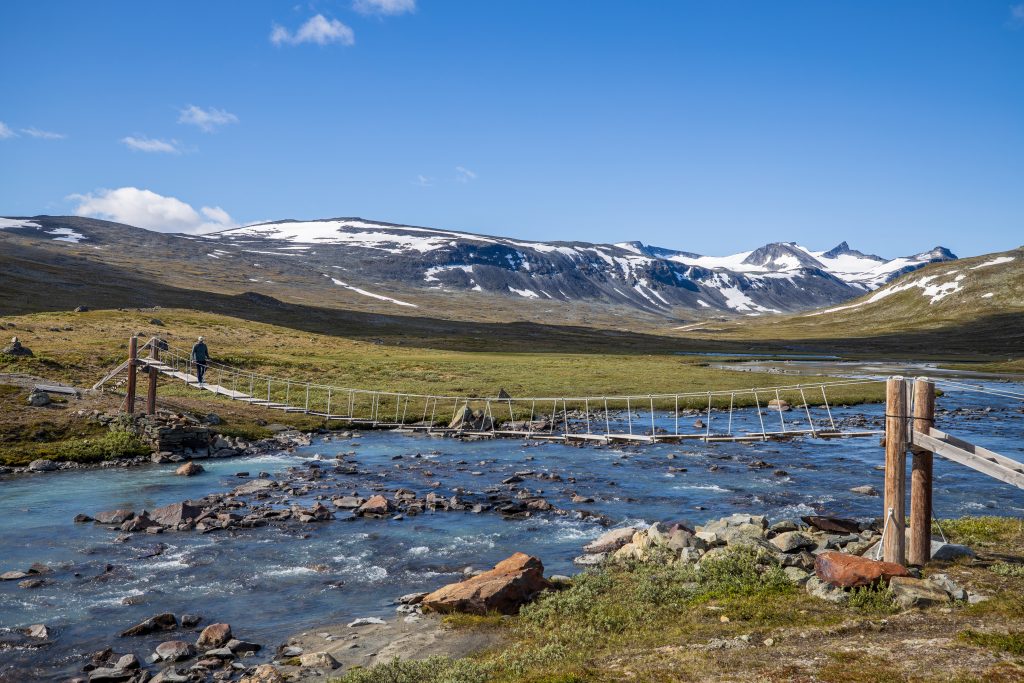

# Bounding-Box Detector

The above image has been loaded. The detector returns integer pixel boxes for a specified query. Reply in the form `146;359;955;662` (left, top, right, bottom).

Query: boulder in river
175;462;204;476
95;510;135;525
355;494;392;517
814;551;910;588
421;552;551;615
154;640;196;662
150;501;204;528
232;479;277;495
121;612;177;637
196;622;232;649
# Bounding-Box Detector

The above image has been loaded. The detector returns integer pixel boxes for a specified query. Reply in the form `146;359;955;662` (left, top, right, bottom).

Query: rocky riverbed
2;386;1024;681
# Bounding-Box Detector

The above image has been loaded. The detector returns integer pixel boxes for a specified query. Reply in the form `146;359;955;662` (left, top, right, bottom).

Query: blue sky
1;1;1022;257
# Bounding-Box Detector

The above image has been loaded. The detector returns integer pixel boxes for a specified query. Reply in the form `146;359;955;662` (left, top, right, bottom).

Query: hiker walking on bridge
191;336;210;386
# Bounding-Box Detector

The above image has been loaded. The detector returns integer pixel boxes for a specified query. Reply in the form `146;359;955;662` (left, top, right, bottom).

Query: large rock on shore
583;527;637;554
814;551;910;588
239;664;285;683
421;552;550;615
890;576;950;608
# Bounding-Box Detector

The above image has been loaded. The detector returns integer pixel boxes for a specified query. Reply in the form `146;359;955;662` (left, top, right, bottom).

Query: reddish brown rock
355;495;392;517
176;462;204;477
196;622;232;649
421;552;551;615
814;551;910;588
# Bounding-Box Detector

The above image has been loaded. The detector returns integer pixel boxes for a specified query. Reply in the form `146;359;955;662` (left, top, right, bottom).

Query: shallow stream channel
3;376;1024;680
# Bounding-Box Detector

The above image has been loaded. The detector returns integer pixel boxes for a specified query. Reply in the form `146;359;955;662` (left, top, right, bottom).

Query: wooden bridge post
125;335;138;415
883;376;909;565
909;377;935;566
146;340;159;416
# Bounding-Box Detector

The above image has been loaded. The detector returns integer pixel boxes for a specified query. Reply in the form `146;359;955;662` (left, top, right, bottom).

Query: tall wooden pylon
909;377;936;566
883;376;909;565
125;335;138;415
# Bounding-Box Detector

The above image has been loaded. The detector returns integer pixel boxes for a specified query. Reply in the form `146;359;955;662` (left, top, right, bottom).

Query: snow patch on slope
326;276;418;307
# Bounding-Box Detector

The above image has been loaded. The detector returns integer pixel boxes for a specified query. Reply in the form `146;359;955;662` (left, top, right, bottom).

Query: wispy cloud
178;105;239;133
21;126;66;140
69;187;237;234
455;166;478;183
354;0;416;16
1012;3;1024;26
0;121;15;139
271;14;355;46
121;135;181;154
414;174;432;187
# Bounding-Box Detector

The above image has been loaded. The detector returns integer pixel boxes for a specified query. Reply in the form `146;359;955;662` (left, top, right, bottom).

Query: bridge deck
127;355;884;447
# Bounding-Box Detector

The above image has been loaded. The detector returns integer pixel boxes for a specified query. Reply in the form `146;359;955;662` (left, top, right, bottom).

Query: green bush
958;629;1024;655
848;585;898;614
334;656;489;683
52;430;150;463
990;562;1024;578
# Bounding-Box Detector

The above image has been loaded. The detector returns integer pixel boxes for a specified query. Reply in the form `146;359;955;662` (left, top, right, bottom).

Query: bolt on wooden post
883;376;909;565
125;335;138;415
909;377;936;566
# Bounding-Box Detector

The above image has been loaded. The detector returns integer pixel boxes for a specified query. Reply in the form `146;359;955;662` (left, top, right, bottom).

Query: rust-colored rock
355;494;392;517
814;551;910;588
421;552;551;615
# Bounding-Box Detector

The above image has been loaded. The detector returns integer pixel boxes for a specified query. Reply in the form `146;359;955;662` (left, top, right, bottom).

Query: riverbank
319;515;1024;683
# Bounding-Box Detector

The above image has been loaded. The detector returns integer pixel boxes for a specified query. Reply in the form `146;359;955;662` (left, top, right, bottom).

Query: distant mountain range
1;215;958;317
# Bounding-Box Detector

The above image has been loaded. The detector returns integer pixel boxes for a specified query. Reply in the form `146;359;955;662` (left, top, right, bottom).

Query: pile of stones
575;513;984;608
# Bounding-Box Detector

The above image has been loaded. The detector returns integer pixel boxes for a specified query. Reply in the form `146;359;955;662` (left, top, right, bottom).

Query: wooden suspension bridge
96;335;1024;569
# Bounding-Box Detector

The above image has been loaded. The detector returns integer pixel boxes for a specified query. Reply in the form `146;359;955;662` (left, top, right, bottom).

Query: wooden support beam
914;430;1024;490
909;377;935;566
883;376;908;565
125;335;138;415
146;338;160;415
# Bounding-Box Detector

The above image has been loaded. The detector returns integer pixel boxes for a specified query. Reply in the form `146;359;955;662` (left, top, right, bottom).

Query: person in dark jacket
191;336;210;385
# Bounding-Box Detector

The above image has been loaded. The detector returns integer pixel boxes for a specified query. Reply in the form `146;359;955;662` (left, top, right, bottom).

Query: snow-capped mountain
0;214;958;317
198;217;956;315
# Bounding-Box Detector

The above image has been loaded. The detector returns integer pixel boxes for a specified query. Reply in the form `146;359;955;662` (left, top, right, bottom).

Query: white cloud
68;187;237;234
0;121;15;139
1013;3;1024;25
354;0;416;16
21;126;66;140
414;174;432;187
121;135;181;154
455;166;477;183
270;14;355;46
178;105;239;133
